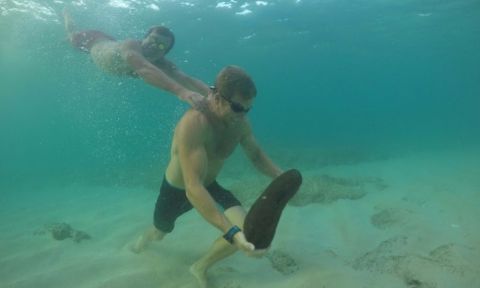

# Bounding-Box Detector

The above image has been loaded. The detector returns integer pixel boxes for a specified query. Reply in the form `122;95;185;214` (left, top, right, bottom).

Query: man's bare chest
206;128;242;159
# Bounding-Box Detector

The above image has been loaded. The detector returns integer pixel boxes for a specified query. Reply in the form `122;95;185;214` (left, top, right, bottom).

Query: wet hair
215;66;257;101
145;26;175;54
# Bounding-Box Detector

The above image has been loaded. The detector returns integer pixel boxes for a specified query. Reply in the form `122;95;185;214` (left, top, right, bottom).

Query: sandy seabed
1;148;479;288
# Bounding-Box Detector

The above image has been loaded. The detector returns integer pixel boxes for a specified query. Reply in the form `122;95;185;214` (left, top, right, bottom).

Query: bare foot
190;263;208;288
130;235;147;254
62;8;75;34
130;226;165;254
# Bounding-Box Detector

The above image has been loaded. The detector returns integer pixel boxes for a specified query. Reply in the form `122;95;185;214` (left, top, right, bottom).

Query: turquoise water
1;0;479;189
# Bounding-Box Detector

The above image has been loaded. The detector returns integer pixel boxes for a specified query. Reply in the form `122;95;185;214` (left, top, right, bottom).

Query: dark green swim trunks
153;177;241;233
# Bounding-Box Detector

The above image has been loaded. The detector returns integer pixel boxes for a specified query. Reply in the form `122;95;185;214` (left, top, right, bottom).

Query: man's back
90;40;136;76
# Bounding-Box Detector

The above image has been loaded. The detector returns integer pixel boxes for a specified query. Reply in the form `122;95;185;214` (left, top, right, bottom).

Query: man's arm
178;113;255;252
240;123;283;179
168;67;211;97
121;45;202;106
177;114;231;232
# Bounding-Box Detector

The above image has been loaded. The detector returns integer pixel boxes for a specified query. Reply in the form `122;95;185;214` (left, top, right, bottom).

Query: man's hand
232;232;269;258
232;231;255;253
179;90;206;109
246;247;270;258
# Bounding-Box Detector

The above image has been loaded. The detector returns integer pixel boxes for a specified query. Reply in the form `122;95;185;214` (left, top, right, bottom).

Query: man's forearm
183;77;210;97
172;72;210;97
125;51;190;100
186;185;232;233
137;66;185;95
253;153;283;178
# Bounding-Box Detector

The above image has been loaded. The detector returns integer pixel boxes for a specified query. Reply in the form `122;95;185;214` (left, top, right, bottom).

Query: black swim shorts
153;177;241;233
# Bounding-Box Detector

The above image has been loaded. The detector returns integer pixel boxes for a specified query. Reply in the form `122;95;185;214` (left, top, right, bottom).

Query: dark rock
38;222;91;243
50;223;74;240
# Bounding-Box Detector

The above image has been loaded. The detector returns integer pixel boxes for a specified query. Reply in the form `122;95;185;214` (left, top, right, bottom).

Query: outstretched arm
168;67;210;97
178;113;255;252
240;123;283;179
122;46;203;106
178;114;233;233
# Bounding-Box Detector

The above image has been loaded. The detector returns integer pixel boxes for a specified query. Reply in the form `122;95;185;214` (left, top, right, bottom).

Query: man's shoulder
179;109;209;129
175;110;211;143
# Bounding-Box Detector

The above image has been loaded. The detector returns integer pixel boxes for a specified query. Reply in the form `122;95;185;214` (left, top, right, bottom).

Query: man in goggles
132;66;284;287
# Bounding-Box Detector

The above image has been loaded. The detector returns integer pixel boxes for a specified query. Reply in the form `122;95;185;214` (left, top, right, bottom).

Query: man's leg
131;178;190;253
62;9;87;50
190;206;246;288
62;8;76;39
131;225;166;253
62;9;114;52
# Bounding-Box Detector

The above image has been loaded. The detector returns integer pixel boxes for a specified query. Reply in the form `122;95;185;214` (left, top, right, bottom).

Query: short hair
215;66;257;101
145;26;175;54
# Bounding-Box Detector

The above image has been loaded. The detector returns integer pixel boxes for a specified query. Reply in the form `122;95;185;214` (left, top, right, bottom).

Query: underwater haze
1;0;479;189
1;1;480;288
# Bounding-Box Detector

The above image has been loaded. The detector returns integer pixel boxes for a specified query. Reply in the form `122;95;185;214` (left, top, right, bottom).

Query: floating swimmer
62;8;208;107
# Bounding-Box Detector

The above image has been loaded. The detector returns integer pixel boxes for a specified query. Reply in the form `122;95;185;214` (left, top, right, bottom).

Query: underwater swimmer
63;9;208;107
